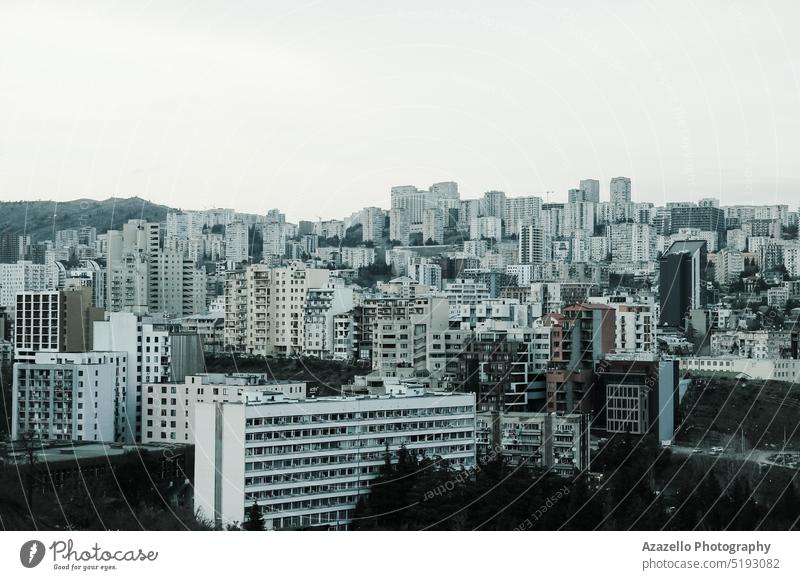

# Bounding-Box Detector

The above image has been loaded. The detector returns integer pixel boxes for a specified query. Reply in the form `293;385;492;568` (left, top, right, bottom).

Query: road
669;445;798;468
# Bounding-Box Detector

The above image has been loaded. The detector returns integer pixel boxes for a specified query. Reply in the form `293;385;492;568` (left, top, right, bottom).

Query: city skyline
1;1;799;221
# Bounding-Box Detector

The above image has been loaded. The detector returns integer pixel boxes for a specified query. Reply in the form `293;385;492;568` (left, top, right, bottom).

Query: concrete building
422;208;445;245
391;185;429;231
504;196;542;238
152;251;207;318
477;411;590;476
303;285;354;359
340;247;376;270
142;373;306;444
469;216;502;241
715;248;745;285
596;356;680;444
194;387;476;530
610;223;653;263
0;261;53;308
12;351;128;442
225;222;250;265
482;190;507;221
609;177;632;221
369;295;449;375
669;204;725;248
360;207;385;244
223;262;332;357
93;312;204;442
179;312;225;353
15;287;104;364
409;259;442;291
579;179;600;203
518;224;546;265
388;208;410;246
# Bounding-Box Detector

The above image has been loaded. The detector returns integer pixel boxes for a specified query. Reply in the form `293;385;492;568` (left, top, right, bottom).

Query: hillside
0;197;177;241
676;375;800;449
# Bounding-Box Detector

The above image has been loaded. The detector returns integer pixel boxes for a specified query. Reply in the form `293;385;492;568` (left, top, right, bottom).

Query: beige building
142;373;306;444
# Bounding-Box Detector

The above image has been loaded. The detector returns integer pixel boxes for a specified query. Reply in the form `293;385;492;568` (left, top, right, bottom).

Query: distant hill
0;197;178;241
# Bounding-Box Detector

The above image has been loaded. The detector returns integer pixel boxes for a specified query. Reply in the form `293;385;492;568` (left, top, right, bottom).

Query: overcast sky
1;1;798;222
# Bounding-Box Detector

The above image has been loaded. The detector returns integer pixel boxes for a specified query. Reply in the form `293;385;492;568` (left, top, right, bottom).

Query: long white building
194;387;476;530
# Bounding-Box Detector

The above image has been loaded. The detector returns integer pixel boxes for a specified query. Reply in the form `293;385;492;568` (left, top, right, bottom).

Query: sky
0;0;798;222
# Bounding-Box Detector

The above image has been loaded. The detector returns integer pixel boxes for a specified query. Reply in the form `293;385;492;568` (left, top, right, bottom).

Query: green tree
244;501;265;530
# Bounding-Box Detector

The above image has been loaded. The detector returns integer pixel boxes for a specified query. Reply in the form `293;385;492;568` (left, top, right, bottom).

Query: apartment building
303;285;354;359
477;411;590;476
369;295;449;375
152;251;207;318
0;261;53;308
93;312;204;442
12;351;128;442
546;303;616;414
15;287;104;364
194;387;476;530
105;219;160;314
142;373;306;444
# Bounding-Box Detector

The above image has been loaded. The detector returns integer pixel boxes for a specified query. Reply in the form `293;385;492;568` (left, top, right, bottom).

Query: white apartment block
194;388;476;530
783;243;800;277
340;247;376;270
668;228;719;253
615;304;655;354
332;312;356;361
224;262;332;357
455;299;530;331
426;328;471;381
463;239;489;257
12;351;128;442
370;296;450;375
105;220;160;314
179;312;225;353
409;260;442;291
93;312;204;442
142;374;306;444
563;201;596;237
360;207;385;243
391;185;429;230
262;222;287;259
506;264;534;286
610;223;653;263
225;222;250;264
518;224;545;265
469;216;502;241
153;251;207;318
0;261;53;308
504;196;542;238
440;278;490;319
715;248;745;284
166;211;204;242
303;285;354;359
385;248;415;276
314;220;346;240
724;204;789;227
388;208;410;246
422;208;445;244
458;199;484;232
